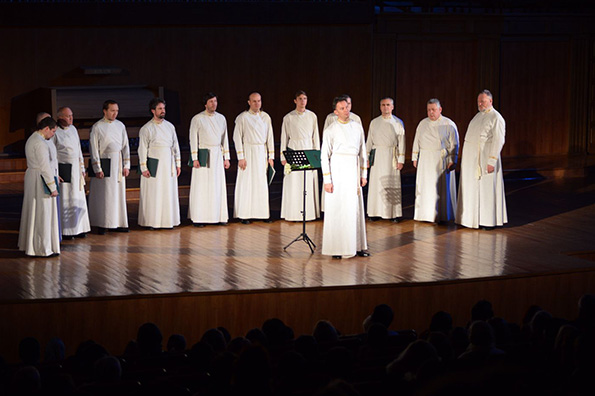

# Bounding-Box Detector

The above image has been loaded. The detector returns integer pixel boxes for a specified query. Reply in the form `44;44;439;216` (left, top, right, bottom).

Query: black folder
87;158;111;177
58;163;72;183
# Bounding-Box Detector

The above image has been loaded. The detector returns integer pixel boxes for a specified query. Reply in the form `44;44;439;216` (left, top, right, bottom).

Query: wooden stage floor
0;158;594;361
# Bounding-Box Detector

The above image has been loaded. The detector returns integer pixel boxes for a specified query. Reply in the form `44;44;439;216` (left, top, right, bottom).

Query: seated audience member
136;322;163;358
363;303;396;334
313;320;339;344
201;328;227;353
470;299;494;324
19;337;41;366
262;318;294;346
166;334;186;353
458;320;505;365
44;337;66;363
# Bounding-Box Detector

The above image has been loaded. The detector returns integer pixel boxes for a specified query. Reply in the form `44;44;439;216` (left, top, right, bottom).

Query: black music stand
282;150;319;253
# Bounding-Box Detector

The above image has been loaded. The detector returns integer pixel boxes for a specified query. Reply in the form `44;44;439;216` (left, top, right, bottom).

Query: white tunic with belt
412;116;459;222
53;125;91;235
18;132;60;256
233;110;275;220
188;111;230;224
321;120;368;257
456;108;508;228
138;119;181;228
365;115;406;219
88;118;130;229
280;109;320;221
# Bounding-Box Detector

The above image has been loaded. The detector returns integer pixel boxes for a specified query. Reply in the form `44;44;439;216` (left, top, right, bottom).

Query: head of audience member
471;299;494;323
577;294;595;329
387;340;439;380
76;341;109;374
37;117;58;140
189;341;214;371
44;337;66;363
19;337;40;365
554;324;580;370
477;89;493;112
450;326;469;358
363;303;394;332
427;331;454;363
166;334;187;353
203;92;218;113
468;320;496;349
57;106;73;129
294;90;308;112
277;350;307;385
380;97;394;117
228;337;251;356
218;326;231;344
201;328;227;353
487;317;513;347
427;98;442;121
248;92;262;113
313;320;339;344
246;327;268;347
93;355;122;383
137;322;163;357
232;344;272;393
262;318;294;346
529;310;553;344
102;99;119;122
429;311;453;335
294;335;319;361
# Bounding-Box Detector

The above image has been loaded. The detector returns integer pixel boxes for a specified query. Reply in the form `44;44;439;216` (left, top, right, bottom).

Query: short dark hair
149;97;166;111
37;117;57;130
332;95;348;110
102;100;117;111
294;90;307;99
203;92;217;106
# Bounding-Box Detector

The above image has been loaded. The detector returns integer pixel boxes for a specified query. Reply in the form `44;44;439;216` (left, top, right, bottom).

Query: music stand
282;150;319;253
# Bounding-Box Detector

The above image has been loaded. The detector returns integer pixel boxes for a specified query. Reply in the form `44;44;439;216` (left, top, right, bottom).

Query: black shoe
62;235;75;240
241;219;251;225
219;222;228;226
357;250;371;257
115;227;130;233
263;219;273;223
74;233;87;239
48;253;60;258
332;255;342;260
391;218;401;223
480;226;495;231
193;223;205;228
97;227;106;235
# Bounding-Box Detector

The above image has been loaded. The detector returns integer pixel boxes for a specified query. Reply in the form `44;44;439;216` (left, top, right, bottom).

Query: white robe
323;112;362;130
233;110;275;220
88;118;130;229
456;108;508;228
280;109;320;221
188;111;230;224
321;120;368;257
365;115;406;219
18;132;60;256
138;119;181;228
53;125;91;235
412;116;459;222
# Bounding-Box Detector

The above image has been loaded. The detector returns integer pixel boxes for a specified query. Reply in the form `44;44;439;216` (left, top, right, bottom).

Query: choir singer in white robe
233;92;275;224
188;92;231;226
54;107;91;239
138;98;181;229
88;100;131;234
321;96;370;259
18;117;60;257
366;97;406;222
412;98;459;223
456;90;508;230
280;90;320;221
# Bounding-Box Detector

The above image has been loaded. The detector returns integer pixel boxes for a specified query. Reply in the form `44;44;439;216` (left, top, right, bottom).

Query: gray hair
479;89;493;98
427;98;441;107
380;97;394;104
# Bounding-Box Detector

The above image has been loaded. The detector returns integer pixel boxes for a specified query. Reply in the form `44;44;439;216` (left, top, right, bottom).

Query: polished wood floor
0;160;593;301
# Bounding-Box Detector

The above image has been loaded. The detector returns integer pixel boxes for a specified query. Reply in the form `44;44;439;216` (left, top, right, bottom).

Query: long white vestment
280;109;320;221
321;120;368;257
88;118;130;229
188;111;230;224
456;108;508;228
138;119;181;228
53;125;91;235
233;110;275;219
365;115;406;219
18;132;60;256
412;116;459;222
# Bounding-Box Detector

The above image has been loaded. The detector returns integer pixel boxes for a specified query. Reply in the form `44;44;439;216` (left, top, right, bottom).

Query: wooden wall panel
500;39;571;156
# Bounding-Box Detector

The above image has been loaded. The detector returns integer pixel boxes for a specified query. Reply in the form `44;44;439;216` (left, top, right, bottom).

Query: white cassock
280;109;320;221
456;108;508;228
412;116;459;222
323;112;362;130
233;110;275;220
18;132;60;256
366;115;406;219
53;125;91;236
321;120;368;257
138;119;181;228
88;118;130;229
188;111;230;224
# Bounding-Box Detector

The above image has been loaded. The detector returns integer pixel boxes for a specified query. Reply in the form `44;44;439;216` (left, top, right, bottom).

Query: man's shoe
357;250;371;257
97;227;106;235
332;255;342;260
241;219;251;225
74;233;87;239
193;223;205;228
115;227;130;233
480;226;495;231
263;219;273;223
62;235;75;240
391;217;401;223
219;222;228;226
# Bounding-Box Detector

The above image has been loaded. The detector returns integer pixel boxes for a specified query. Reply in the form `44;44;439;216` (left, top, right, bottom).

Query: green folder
87;158;111;177
303;150;321;168
41;176;60;195
267;163;276;185
58;163;72;183
187;148;209;168
146;157;159;177
368;148;376;167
